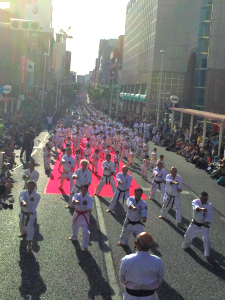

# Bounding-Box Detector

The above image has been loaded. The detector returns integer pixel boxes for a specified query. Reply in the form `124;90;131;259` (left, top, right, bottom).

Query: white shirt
165;174;182;196
22;169;39;184
102;160;115;176
125;196;148;221
120;252;164;290
73;168;92;187
192;198;213;224
73;193;93;211
47;117;53;124
19;190;40;215
62;155;75;171
152;168;166;182
116;173;133;190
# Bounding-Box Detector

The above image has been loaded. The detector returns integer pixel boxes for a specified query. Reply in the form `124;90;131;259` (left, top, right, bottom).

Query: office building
121;0;225;116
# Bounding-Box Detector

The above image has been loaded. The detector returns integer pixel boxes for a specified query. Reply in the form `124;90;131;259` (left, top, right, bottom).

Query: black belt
103;175;111;185
152;180;163;190
114;161;119;165
166;192;176;208
21;211;30;226
116;188;127;204
126;288;155;297
75;185;81;192
191;219;205;227
84;155;89;159
125;218;145;228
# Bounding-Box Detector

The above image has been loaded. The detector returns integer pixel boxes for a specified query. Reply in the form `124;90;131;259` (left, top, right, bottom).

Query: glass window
196;54;208;68
200;6;212;22
199;22;210;37
197;38;209;53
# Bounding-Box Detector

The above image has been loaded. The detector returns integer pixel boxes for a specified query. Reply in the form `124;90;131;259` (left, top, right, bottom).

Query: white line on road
13;132;49;171
94;196;122;300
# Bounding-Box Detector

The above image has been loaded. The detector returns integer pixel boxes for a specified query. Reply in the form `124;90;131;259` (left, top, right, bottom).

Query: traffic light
10;19;43;32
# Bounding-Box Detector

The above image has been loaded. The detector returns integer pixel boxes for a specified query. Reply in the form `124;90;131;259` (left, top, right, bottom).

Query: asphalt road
0;134;224;300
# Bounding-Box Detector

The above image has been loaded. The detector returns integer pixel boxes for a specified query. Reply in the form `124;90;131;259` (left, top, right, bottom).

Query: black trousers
20;144;34;162
48;124;52;132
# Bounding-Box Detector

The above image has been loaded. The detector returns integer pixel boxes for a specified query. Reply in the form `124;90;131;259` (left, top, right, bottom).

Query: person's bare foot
65;205;71;209
58;185;62;190
117;241;121;246
18;233;26;237
158;216;164;219
106;209;111;213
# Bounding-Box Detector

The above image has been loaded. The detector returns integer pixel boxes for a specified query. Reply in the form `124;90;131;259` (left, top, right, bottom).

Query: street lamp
109;71;115;115
41;53;48;110
156;49;166;127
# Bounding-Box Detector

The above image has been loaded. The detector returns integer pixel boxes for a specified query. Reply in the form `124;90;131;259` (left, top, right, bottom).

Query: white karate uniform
22;169;39;190
120;252;164;300
121;141;130;160
71;193;93;249
83;148;92;161
44;151;51;170
108;173;133;211
69;168;92;207
135;138;144;157
19;190;40;241
114;134;121;151
150;167;166;202
60;155;75;192
143;123;149;139
150;152;158;169
119;196;148;245
114;155;121;173
182;199;213;256
160;174;182;223
75;154;81;170
92;153;99;172
96;160;116;195
141;159;149;179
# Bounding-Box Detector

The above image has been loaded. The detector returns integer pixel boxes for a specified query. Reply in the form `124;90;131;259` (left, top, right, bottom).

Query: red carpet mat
45;140;147;199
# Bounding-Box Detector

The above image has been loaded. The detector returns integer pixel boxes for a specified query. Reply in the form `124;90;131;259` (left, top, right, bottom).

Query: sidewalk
148;141;225;216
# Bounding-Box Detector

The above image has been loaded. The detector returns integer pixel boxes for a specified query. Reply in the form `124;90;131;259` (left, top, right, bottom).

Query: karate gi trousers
135;146;142;157
114;162;120;173
96;175;116;195
60;171;74;193
108;188;129;211
121;149;129;160
19;212;36;241
71;210;90;249
182;222;211;256
160;193;182;223
119;220;144;245
150;181;165;203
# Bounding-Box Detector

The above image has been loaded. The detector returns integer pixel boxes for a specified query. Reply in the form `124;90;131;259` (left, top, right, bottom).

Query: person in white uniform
117;188;148;246
95;154;116;196
159;167;183;226
182;191;213;257
149;162;166;203
18;180;40;251
120;232;164;300
69;184;93;251
106;166;133;212
66;159;92;209
58;147;75;193
22;161;39;190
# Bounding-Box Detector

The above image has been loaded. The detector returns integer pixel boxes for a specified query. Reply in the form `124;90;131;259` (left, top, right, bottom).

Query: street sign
0;86;3;95
170;95;179;104
3;85;12;94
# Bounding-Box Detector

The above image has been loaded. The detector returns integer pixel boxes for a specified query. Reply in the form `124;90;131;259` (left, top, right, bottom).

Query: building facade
121;0;225;117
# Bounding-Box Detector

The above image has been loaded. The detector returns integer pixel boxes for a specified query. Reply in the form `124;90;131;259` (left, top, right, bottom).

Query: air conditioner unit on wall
10;19;43;32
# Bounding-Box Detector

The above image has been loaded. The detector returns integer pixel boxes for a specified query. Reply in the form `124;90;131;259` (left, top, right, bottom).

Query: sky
52;0;128;75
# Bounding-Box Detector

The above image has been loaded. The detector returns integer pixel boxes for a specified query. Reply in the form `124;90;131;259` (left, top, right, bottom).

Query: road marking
181;191;190;195
12;132;49;171
94;196;121;299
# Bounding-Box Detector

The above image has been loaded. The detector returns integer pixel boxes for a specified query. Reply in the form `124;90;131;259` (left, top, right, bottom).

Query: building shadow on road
157;279;184;300
72;240;115;300
19;240;46;300
184;247;225;281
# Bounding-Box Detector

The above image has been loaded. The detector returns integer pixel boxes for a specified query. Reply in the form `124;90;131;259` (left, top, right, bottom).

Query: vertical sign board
20;56;28;95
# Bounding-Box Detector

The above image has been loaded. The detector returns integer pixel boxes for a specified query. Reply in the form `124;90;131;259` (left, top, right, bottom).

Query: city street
0;133;224;300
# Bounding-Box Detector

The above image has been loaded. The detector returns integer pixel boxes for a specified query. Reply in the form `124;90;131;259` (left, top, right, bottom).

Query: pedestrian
141;155;150;180
182;191;213;257
126;148;135;170
95;154;116;196
58;147;75;192
120;232;164;300
83;143;92;161
67;159;92;209
159;167;183;226
69;184;93;251
149;148;158;170
22;160;39;190
18;180;40;251
44;146;52;171
106;166;133;213
47;114;53;132
91;149;99;173
114;150;121;173
149;161;166;202
117;188;148;246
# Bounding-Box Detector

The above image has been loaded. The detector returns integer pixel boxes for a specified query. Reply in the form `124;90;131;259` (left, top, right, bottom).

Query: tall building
94;39;119;85
121;0;225;116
